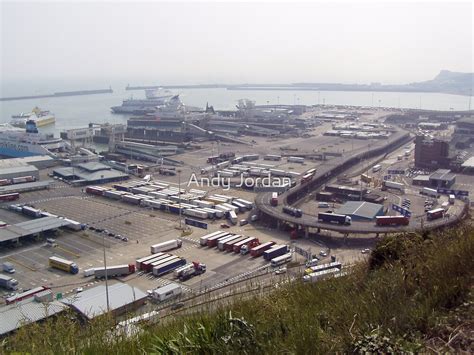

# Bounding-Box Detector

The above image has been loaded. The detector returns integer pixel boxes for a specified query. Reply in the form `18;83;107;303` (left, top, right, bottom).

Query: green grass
3;223;473;354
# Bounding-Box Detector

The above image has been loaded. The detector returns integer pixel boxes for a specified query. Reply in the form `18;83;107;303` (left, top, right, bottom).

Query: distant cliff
406;70;473;96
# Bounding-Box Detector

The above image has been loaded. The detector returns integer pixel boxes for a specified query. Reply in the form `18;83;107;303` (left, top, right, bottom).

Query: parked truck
150;239;183;254
421;187;439;198
375;215;410;226
318;212;351;225
0;274;18;290
224;236;247;252
217;235;241;251
152;283;182;302
152;258;186;276
94;264;135;278
49;256;79;274
249;241;275;257
382;181;405;192
233;237;259;253
263;245;289;261
199;231;226;246
207;232;230;248
178;262;206;281
228;210;238;225
2;262;15;274
270;192;278;207
427;208;444;221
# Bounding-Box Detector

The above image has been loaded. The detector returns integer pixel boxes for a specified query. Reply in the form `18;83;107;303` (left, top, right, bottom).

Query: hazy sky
1;1;472;85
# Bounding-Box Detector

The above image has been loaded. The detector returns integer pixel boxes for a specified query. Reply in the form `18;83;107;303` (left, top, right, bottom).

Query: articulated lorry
177;262;206;281
249;241;275;257
263;245;289;261
93;264;135;278
0;274;18;290
318;212;351;225
375;215;409;226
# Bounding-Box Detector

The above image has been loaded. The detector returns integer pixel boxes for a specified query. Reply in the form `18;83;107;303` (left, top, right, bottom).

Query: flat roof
0;217;72;243
0;165;38;176
461;156;474;168
0;295;67;335
54;167;127;182
336;201;384;219
430;169;456;181
77;162;111;172
61;283;147;320
0;155;54;167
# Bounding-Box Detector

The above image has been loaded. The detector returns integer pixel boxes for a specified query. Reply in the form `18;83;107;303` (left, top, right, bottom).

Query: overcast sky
1;1;472;85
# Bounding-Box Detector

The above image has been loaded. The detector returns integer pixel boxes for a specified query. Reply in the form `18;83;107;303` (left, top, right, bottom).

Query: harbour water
1;81;472;136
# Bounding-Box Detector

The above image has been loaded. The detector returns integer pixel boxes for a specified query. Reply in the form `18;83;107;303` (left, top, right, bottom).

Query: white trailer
150;239;183;254
228;210;238;225
221;203;239;213
235;198;254;209
384;181;405;192
199;231;227;246
421;187;439;198
152;283;182;302
217;234;241;251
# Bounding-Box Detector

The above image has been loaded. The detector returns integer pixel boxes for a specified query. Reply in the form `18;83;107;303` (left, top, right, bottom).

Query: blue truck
263;245;289;261
152;258;186;276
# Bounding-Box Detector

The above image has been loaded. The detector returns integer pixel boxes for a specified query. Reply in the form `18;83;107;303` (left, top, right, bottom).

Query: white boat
10;107;56;128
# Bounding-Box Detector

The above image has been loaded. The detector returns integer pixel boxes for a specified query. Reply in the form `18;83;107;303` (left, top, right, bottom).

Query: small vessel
0;120;65;157
10;107;56;127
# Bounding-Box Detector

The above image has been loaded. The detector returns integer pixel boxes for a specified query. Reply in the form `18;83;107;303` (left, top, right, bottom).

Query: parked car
170;302;185;310
220;224;230;229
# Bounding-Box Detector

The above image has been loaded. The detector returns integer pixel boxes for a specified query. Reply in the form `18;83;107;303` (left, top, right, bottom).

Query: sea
1;79;472;137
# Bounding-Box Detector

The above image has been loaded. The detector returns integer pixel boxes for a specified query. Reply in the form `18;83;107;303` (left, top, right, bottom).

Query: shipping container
231;200;247;212
184;209;208;219
249;241;275;257
263;245;289;261
152;258;186;276
207;232;231;248
139;254;170;272
217;234;241;251
0;193;20;202
12;176;36;184
375;215;409;226
228;210;238;225
199;231;227;246
233;237;258;253
136;254;163;270
185;218;208;229
234;198;254;209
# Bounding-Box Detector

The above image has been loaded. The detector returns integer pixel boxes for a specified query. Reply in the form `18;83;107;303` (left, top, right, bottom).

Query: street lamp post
102;233;110;312
177;169;182;230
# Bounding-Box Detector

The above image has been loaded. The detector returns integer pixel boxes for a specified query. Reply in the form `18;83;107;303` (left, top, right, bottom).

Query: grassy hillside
3;223;473;354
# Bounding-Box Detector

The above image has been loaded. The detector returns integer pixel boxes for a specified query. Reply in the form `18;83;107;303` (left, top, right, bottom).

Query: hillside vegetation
3;223;473;354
